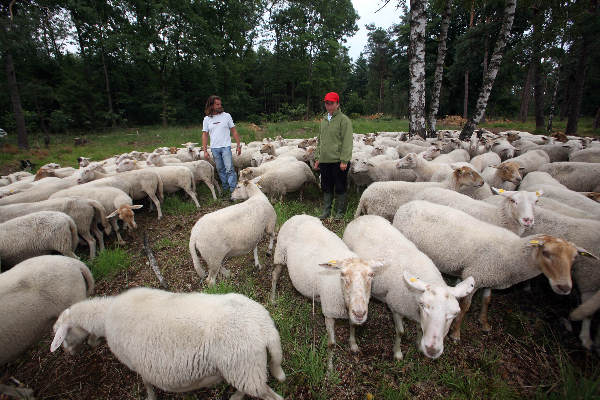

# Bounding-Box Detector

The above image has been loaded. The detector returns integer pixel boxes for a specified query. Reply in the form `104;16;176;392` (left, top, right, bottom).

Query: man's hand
340;162;347;171
203;149;210;161
236;144;242;156
313;160;320;170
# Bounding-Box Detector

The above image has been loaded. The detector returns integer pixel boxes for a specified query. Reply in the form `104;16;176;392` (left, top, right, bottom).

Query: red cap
324;92;340;103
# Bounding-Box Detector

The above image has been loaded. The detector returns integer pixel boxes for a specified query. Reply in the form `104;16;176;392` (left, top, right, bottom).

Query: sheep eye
542;250;550;258
509;199;516;204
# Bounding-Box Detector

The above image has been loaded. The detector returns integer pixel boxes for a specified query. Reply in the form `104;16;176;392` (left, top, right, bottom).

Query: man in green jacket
314;92;353;220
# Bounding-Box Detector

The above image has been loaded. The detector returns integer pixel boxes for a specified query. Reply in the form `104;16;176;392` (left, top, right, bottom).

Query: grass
162;192;198;215
87;247;131;280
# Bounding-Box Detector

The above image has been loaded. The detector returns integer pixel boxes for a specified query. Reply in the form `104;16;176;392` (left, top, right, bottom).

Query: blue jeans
211;146;237;192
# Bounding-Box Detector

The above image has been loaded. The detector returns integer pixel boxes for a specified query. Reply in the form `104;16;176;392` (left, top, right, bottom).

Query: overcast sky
346;0;405;61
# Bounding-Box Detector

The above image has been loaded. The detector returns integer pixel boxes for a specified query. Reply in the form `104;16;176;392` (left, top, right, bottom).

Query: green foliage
202;280;237;295
161;193;198;216
87;248;131;280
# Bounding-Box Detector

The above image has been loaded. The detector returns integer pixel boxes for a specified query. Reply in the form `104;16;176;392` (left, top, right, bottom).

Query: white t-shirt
202;112;235;148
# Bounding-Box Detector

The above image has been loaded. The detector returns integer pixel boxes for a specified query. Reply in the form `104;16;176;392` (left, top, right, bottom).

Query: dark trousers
319;162;349;195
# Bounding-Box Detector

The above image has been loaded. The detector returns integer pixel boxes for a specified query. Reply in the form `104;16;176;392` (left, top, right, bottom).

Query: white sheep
414;187;541;236
51;287;286;400
480;161;522;190
504;149;550;175
0;176;79;206
538;162;600;192
189;180;276;285
1;255;94;365
395;151;457;182
392;200;593;341
354;165;486;221
569;148;600;163
351;158;417;183
343;215;474;360
250;162;318;202
116;159;200;208
270;214;384;362
0;211;79;269
0;197;110;259
430;148;470;164
470;151;501;172
77;167;163;220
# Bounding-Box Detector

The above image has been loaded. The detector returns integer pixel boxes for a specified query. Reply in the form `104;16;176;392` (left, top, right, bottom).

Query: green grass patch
87;247;131;280
162;193;198;215
202;280;237;294
273;199;317;227
152;237;175;251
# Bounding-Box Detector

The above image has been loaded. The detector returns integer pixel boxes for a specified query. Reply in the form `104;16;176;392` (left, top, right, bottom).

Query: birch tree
459;0;517;141
426;0;452;137
408;0;426;138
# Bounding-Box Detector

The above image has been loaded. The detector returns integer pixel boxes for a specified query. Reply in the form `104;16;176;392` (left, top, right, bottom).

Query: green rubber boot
333;192;347;221
319;192;333;220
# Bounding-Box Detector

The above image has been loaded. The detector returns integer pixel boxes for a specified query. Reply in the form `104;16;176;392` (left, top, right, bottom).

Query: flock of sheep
1;128;600;399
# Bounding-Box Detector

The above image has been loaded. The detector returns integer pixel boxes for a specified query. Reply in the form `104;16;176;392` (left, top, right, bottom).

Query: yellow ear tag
580;252;588;256
497;188;505;193
529;240;540;244
328;260;337;264
410;277;417;282
536;191;541;196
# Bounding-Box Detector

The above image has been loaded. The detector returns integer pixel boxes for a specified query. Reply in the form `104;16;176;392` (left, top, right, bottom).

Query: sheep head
396;153;418;169
495;162;522;185
452;166;484;188
319;258;385;325
107;204;143;230
492;188;541;228
404;272;474;359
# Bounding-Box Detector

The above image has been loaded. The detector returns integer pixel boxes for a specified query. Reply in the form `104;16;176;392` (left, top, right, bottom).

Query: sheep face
585;192;600;203
496;162;522;185
529;236;580;295
260;143;275;155
116;159;138;173
452;166;484;188
78;157;91;168
51;309;89;354
42;163;61;169
240;168;258;180
351;160;370;174
107;204;143;230
493;189;541;228
422;147;441;160
231;180;255;200
319;258;385;325
404;272;475;359
147;153;162;166
34;167;57;181
396;153;418;169
77;168;96;184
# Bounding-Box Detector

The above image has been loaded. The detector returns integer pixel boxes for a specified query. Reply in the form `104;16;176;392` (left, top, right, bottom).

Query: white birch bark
459;0;517;141
409;0;426;138
427;0;452;137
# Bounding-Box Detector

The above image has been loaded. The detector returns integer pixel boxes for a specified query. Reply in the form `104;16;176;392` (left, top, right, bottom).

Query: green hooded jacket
314;110;353;163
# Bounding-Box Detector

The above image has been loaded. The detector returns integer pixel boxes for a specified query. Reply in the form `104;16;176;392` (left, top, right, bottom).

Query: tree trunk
566;0;597;135
460;0;517;141
408;0;426;138
547;72;560;133
100;45;116;128
480;16;490;124
5;51;28;149
519;62;534;122
427;0;452;137
463;0;475;120
532;7;545;131
593;106;600;130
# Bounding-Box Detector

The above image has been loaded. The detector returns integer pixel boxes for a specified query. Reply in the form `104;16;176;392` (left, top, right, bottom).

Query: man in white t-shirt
202;95;242;198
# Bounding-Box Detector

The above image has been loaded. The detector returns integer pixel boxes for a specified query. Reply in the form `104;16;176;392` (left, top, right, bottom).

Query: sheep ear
450;276;475;298
576;247;599;260
51;324;69;352
106;210;119;219
130;204;143;210
319;260;341;270
87;334;101;348
528;239;544;248
367;258;386;271
403;271;428;292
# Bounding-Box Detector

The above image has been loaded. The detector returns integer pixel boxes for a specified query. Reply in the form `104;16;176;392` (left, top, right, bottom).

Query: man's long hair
204;95;222;116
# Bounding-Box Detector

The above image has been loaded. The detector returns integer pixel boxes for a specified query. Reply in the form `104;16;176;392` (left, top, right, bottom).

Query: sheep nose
425;345;438;356
556;284;571;294
353;310;366;320
522;217;533;226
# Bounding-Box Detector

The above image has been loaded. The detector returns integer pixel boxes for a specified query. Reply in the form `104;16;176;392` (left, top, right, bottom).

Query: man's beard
213;105;224;114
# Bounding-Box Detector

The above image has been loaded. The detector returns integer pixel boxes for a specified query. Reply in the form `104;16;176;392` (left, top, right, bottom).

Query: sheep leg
580;319;593;350
266;233;275;257
143;379;157;400
203;178;217;200
81;230;97;260
478;288;492;332
92;224;105;252
146;191;163;220
230;390;245;400
270;264;283;303
325;317;336;371
392;312;405;360
112;219;125;244
449;291;475;342
253;246;262;270
256;385;284;400
184;186;201;208
349;324;359;353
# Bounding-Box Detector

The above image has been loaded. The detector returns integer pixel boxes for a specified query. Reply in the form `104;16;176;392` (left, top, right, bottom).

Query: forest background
0;0;599;150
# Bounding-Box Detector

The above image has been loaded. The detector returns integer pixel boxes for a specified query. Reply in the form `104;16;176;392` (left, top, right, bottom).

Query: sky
347;0;406;62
